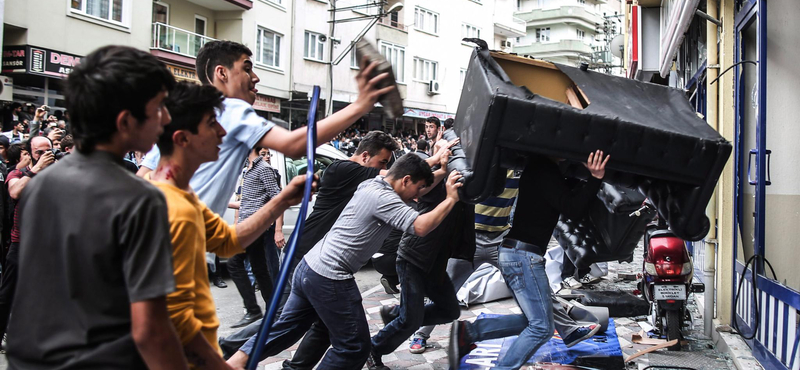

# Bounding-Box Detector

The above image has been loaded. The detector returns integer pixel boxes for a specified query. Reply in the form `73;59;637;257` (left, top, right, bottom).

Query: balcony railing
377;16;408;32
152;22;216;59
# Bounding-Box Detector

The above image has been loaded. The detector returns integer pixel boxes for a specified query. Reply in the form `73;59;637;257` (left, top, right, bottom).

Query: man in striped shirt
227;146;284;328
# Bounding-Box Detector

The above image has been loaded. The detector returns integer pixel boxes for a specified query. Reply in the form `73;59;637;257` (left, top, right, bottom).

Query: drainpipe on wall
704;0;720;338
288;0;296;110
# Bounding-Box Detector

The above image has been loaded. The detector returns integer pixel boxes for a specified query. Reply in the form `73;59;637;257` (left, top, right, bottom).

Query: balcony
377;16;408;32
515;6;601;29
513;39;594;58
151;23;216;66
187;0;252;10
494;15;526;38
376;17;408;46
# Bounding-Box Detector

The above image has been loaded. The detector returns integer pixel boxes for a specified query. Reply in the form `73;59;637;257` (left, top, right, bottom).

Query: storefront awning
402;107;455;120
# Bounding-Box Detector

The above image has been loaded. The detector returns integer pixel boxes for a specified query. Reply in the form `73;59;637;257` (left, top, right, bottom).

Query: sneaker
379;305;398;326
365;350;389;370
409;334;428;354
578;275;602;285
381;277;400;294
561;277;583;290
562;324;601;348
448;321;476;369
212;275;228;288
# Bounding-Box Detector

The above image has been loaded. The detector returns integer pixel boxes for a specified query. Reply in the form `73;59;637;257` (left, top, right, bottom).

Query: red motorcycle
633;202;704;350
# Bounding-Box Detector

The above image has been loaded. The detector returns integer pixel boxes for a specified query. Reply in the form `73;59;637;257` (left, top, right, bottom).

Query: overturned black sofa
450;44;731;242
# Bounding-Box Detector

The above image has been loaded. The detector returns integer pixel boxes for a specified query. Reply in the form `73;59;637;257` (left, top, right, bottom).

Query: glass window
304;31;325;61
379;42;405;83
72;0;125;23
285;156;334;183
536;27;550;42
413;57;438;82
257;27;282;68
461;23;481;39
414;7;439;35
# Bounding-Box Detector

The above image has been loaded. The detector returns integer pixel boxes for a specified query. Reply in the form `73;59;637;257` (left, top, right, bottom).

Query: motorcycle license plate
654;284;686;300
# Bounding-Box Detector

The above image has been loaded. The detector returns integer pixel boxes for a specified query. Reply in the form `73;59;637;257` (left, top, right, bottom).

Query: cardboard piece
624;339;679;362
631;330;667;345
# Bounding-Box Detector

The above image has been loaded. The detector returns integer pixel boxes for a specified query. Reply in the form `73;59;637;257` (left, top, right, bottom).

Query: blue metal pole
246;85;321;370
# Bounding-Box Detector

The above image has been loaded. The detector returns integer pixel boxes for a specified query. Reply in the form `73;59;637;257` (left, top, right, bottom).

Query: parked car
222;144;349;240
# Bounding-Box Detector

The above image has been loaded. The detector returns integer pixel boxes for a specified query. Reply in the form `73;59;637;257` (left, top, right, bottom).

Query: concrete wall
291;0;369;104
241;0;290;99
4;0;150;55
763;0;800;292
404;0;495;114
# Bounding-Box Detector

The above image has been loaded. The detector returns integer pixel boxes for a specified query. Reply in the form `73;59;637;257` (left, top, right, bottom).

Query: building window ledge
255;63;285;74
257;0;287;12
67;12;130;33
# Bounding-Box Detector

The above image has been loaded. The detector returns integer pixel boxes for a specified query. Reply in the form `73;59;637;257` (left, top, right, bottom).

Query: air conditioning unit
0;76;13;102
502;40;513;48
427;80;441;95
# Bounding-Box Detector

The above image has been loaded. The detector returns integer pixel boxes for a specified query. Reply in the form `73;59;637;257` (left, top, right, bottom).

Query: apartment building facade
514;0;623;72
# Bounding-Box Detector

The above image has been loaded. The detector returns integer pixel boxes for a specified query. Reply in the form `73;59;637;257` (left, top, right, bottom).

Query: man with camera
0;136;55;343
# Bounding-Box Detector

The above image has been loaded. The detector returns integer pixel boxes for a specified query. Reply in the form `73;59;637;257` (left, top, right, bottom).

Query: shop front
253;93;285;126
1;45;82;114
402;107;455;135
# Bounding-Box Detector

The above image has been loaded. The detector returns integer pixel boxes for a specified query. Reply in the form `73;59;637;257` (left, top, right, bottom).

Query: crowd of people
0;39;611;370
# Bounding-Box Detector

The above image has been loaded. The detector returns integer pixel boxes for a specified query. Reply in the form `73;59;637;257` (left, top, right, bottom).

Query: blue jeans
239;259;371;369
463;248;554;370
371;259;461;355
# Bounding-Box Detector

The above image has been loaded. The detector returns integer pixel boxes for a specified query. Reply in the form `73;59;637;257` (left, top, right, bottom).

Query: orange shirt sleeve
201;203;243;258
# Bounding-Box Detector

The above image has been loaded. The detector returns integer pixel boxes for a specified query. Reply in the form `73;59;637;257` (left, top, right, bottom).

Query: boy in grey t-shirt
228;154;463;369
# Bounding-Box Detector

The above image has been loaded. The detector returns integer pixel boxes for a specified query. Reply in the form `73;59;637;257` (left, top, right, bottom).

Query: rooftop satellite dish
610;35;624;59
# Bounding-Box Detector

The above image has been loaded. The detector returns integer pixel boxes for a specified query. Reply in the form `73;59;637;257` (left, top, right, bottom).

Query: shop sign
403;107;455;120
253;94;281;113
1;45;81;78
166;64;199;84
2;46;27;74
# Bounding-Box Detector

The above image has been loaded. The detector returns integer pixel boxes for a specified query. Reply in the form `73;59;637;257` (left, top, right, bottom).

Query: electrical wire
246;85;321;370
709;60;757;85
731;253;777;341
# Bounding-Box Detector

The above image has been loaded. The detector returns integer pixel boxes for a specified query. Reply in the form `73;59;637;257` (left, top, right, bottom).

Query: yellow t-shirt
150;181;243;361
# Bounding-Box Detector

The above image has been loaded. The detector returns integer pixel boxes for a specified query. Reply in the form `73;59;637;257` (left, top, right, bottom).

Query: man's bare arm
131;298;189;370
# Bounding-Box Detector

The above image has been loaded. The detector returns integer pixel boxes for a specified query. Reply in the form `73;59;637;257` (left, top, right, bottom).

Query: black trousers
372;252;399;286
561;254;590;280
228;227;278;313
0;242;19;338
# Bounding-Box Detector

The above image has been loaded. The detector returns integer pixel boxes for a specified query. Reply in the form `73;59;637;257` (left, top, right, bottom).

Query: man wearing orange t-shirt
149;81;313;368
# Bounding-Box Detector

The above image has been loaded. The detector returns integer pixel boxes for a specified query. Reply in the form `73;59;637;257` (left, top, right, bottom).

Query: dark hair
416;139;429;152
355;131;399;156
196;40;253;86
425;117;440;125
61;134;75;150
6;143;23;166
65;46;175;153
387;153;434;186
157;81;225;156
443;118;454;130
10;103;21;111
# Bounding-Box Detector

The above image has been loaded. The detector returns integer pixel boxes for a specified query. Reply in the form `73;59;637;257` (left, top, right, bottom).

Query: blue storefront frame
731;1;800;369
